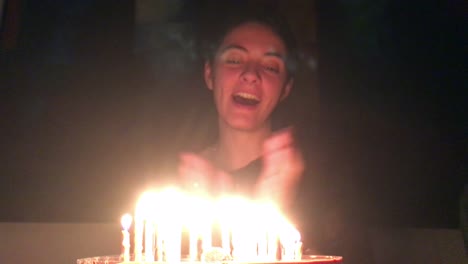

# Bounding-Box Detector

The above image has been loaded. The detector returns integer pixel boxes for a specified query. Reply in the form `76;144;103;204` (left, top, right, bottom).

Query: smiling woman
175;2;371;262
178;4;304;211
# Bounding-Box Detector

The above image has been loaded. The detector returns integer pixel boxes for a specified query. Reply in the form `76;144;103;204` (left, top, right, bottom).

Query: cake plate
77;255;343;264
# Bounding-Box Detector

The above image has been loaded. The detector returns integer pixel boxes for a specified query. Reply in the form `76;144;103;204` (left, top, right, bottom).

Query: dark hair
196;2;298;79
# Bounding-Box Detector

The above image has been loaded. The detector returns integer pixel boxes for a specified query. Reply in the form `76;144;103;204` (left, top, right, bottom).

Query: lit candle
245;202;262;260
188;197;203;261
164;220;182;263
189;223;199;261
230;198;258;261
217;197;244;260
134;206;143;261
216;198;233;254
294;231;303;260
120;213;132;262
128;189;303;263
156;224;164;261
267;229;278;261
145;219;155;261
235;223;257;261
201;210;212;254
158;188;184;263
258;203;281;261
254;208;268;260
142;191;160;262
221;224;230;254
135;191;157;262
257;229;268;260
279;222;301;261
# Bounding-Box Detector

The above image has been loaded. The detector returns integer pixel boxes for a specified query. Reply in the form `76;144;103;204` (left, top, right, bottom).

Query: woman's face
204;22;293;132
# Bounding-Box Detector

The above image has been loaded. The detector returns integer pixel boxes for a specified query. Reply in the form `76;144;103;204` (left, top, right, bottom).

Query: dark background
0;0;465;229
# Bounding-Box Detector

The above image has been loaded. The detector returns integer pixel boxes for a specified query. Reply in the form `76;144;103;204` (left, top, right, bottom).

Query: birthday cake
77;188;342;263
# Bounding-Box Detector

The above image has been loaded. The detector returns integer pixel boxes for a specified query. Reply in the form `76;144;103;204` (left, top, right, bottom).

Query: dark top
229;158;262;196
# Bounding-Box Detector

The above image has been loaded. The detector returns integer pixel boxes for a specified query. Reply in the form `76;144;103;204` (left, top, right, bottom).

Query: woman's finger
263;127;295;155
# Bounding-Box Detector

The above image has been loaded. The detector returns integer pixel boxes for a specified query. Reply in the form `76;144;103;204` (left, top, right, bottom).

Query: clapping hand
255;127;305;208
178;127;304;206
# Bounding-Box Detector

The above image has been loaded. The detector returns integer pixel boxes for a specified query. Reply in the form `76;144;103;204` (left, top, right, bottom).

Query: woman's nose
241;63;261;84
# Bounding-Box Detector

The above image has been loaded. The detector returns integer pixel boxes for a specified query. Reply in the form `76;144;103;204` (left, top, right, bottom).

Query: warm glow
213;196;301;261
187;195;213;260
136;191;159;262
130;189;302;262
156;187;185;262
120;213;132;231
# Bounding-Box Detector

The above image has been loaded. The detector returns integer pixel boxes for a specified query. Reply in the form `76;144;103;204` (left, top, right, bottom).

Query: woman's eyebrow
264;51;285;61
219;45;286;62
220;44;248;54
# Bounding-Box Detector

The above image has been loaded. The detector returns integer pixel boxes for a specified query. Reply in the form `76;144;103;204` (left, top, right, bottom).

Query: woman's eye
264;65;279;73
226;58;241;64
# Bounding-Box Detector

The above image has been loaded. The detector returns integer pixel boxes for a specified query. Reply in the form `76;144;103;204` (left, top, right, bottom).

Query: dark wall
316;0;466;228
0;0;465;228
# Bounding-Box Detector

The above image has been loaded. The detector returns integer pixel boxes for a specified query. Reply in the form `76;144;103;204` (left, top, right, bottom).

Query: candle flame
132;189;302;262
120;213;132;231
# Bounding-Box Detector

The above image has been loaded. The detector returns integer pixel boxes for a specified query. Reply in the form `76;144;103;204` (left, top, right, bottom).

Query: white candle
135;191;157;262
257;228;268;260
129;189;302;263
221;223;230;254
279;223;300;261
267;230;278;260
188;198;201;261
165;222;182;263
293;229;302;260
230;223;240;260
231;222;256;261
201;218;212;253
145;219;155;261
295;241;303;260
230;200;258;261
159;188;184;263
252;202;273;261
189;222;199;261
120;214;132;262
216;198;232;255
220;199;237;260
187;194;213;260
134;208;143;261
156;224;164;261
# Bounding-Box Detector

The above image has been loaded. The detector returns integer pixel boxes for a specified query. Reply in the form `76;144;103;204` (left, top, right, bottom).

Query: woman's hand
178;152;233;194
255;127;305;208
178;127;304;204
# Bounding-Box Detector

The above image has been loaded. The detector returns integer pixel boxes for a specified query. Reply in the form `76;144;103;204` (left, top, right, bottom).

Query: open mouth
232;92;260;106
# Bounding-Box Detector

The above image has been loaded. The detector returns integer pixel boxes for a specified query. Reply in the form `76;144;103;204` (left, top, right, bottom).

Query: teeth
235;92;259;101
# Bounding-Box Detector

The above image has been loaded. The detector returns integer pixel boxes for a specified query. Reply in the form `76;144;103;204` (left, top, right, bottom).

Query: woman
178;7;304;210
177;5;374;263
